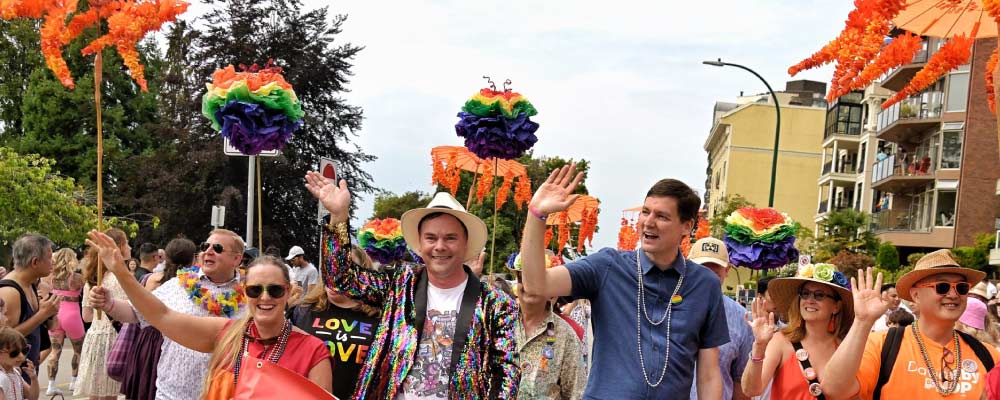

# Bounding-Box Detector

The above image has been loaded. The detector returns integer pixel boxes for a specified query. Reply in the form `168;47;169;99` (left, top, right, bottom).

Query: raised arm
740;297;781;397
819;267;885;399
306;170;390;306
520;164;583;299
85;230;228;353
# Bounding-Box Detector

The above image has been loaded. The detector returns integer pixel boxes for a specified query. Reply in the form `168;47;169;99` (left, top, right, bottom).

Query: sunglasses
245;284;288;299
798;288;839;302
8;344;29;358
915;281;970;296
199;242;225;254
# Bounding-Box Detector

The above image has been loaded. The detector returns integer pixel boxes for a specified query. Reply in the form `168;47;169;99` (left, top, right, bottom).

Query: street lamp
703;58;781;207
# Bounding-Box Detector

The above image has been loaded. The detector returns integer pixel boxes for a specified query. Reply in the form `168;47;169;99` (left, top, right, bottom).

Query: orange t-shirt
856;328;1000;399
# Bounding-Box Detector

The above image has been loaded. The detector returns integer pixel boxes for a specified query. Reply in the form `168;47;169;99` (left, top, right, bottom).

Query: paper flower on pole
357;218;408;265
455;80;539;160
202;64;304;155
1;0;190;91
722;207;800;271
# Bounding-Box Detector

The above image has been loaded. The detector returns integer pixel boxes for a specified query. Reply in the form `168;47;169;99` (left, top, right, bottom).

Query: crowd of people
1;163;999;399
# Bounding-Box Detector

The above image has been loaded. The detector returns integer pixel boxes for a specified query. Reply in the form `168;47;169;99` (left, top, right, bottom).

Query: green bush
953;246;989;272
876;243;900;271
907;252;926;267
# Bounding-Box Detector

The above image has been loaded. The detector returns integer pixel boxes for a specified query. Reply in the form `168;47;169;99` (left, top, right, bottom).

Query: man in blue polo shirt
519;164;729;399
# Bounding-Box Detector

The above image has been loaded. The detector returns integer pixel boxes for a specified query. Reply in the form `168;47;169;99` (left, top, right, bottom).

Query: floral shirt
516;312;586;400
322;225;520;399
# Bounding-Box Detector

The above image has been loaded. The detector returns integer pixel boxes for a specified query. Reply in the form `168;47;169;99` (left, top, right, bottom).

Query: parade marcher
121;238;197;400
76;228;131;400
688;237;753;400
85;231;332;398
821;250;999;399
290;245;382;400
518;165;730;399
44;248;85;395
0;234;60;386
91;229;249;400
508;256;586;399
870;283;911;332
135;243;158;282
304;169;520;399
741;263;854;399
286;245;320;293
0;327;37;400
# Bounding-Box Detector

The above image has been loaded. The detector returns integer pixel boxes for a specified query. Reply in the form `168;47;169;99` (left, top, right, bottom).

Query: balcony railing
876;91;943;132
822;161;858;176
871;209;933;233
818;201;850;214
871;154;936;183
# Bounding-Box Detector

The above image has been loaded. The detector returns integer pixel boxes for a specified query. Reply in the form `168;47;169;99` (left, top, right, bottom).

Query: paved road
37;344;125;400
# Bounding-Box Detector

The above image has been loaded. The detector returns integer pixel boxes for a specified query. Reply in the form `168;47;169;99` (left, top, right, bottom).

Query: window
946;72;969;112
935;190;956;227
940;130;962;169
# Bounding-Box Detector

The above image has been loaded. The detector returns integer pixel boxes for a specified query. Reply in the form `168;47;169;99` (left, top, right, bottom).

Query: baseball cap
689;237;729;268
285;246;305;260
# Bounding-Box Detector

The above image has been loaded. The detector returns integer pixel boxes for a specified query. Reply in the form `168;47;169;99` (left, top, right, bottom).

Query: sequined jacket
322;226;520;399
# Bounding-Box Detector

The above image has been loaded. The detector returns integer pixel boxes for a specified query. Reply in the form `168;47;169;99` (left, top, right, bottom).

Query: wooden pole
465;164;480;210
94;49;104;320
257;156;263;249
489;157;499;276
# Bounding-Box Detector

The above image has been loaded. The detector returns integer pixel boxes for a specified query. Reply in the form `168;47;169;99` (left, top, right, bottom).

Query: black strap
956;330;996;372
0;279;31;323
874;327;905;400
791;341;826;400
412;266;482;379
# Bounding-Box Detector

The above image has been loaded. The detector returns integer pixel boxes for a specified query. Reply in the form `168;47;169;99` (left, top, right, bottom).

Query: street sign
223;137;279;157
211;205;226;228
317;158;337;219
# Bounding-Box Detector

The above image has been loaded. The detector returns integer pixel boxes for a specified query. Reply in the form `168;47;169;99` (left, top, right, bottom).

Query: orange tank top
772;351;820;400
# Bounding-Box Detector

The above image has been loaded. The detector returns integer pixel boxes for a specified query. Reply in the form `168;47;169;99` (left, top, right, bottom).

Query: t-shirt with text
398;280;467;400
857;327;1000;399
291;303;380;400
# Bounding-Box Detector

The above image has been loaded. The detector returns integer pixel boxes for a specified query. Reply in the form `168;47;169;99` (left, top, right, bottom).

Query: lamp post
703;58;781;207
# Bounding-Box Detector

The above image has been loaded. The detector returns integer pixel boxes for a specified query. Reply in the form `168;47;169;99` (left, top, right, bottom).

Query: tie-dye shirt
322;226;520;399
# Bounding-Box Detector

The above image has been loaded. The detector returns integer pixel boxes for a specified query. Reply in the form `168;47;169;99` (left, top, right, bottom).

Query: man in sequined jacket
305;170;520;400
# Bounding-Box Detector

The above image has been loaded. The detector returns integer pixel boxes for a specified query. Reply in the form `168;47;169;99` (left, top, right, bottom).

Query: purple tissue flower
455;111;539;160
215;100;301;155
723;235;799;271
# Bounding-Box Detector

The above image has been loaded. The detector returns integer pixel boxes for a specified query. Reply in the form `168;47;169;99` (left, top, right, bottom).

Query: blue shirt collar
638;249;687;276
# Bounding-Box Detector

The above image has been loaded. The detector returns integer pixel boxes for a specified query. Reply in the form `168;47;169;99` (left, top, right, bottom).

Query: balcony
882;40;940;91
871;155;935;192
871;209;955;248
817;201;850;215
819;161;859;185
876;92;943;143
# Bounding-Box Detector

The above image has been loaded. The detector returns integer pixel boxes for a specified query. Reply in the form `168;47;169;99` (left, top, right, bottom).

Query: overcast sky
191;0;851;249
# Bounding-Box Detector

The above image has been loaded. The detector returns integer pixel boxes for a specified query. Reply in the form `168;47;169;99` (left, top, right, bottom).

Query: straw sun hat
400;192;487;262
895;249;986;302
767;263;854;324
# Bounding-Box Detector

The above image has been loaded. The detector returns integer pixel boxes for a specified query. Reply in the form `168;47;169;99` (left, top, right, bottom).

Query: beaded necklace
177;266;245;318
635;250;686;388
912;322;962;395
233;319;292;385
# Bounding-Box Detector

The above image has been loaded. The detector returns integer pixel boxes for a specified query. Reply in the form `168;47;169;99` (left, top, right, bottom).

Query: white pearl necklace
635;250;686;388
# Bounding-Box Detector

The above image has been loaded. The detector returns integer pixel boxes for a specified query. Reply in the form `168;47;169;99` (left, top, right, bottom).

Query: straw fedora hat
896;249;986;301
767;264;854;325
400;192;487;263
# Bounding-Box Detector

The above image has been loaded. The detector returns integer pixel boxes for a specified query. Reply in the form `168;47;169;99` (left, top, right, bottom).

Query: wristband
750;351;764;363
528;207;548;221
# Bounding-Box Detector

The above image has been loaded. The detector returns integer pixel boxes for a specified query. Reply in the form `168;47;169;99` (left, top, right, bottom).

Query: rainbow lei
722;207;800;271
201;64;304;155
176;266;245;318
357;218;407;265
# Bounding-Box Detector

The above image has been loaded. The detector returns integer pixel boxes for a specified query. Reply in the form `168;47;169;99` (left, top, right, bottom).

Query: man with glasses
89;229;248;400
821;250;999;399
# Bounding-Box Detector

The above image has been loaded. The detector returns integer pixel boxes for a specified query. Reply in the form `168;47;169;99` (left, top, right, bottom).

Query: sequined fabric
323;227;520;399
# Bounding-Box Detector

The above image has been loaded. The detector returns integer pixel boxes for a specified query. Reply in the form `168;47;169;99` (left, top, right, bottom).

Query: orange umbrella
617;208;641;251
546;195;600;225
790;0;1000;162
430;145;531;208
431;146;527;177
545;195;600;252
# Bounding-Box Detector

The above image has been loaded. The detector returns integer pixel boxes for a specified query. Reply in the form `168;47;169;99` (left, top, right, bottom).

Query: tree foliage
709;194;754;238
814;209;879;261
876;242;900;271
827;250;873;280
372;191;432;220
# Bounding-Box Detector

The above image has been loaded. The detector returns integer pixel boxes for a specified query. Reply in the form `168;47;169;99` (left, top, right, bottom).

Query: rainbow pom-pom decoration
723;207;800;271
455;86;539;160
202;64;304;155
358;218;408;265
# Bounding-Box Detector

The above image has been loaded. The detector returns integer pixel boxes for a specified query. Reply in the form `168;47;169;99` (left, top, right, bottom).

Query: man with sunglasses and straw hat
821;250;998;399
303;169;519;399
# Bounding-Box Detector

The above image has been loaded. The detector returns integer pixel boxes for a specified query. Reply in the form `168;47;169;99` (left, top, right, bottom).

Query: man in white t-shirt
870;283;911;331
306;168;519;399
285;245;319;293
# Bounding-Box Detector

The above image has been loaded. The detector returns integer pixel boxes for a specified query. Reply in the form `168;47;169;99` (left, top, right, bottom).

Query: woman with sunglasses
84;230;333;398
742;263;854;399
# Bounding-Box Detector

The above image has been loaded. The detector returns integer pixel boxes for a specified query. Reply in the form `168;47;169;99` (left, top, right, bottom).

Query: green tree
709;194;754;237
876;242;900;271
814;209;879;260
827;250;874;281
0;147;96;255
372;191;432;220
953;246;989;272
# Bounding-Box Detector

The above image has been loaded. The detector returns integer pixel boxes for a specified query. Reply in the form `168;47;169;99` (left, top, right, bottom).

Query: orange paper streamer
987;48;998;114
883;35;974;108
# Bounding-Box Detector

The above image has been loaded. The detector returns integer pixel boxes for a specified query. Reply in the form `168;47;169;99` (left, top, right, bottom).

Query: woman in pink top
44;248;85;396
